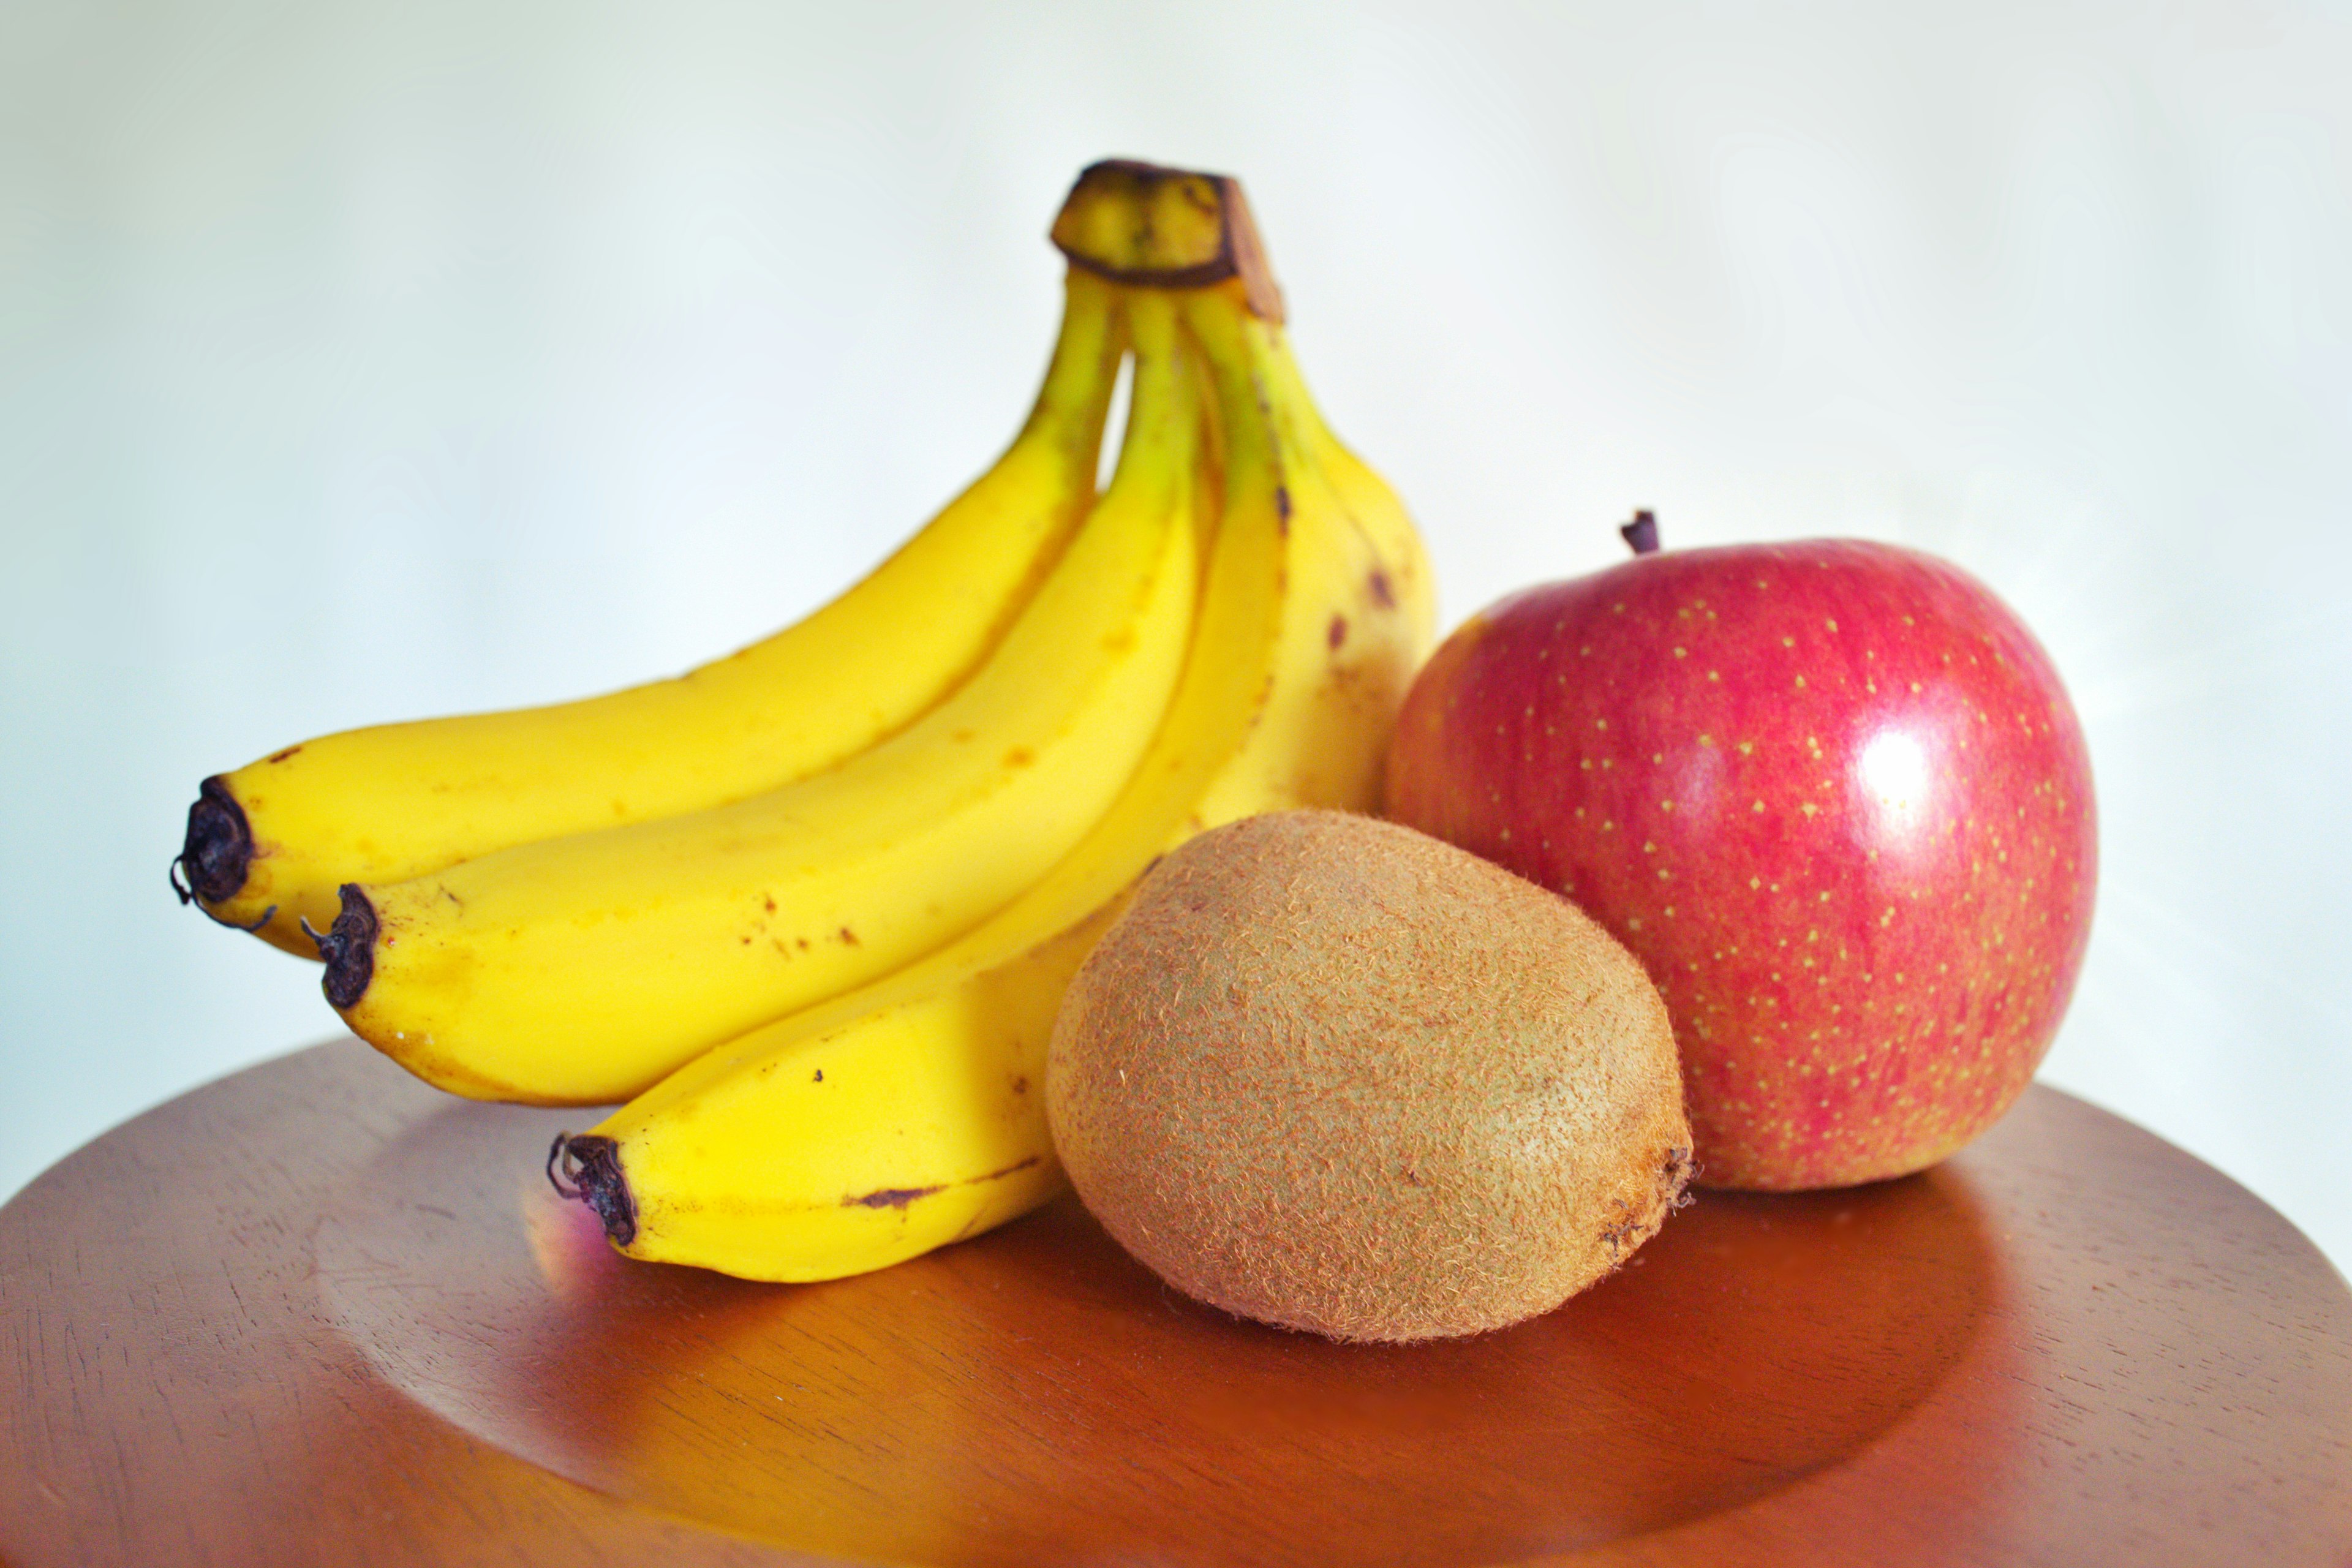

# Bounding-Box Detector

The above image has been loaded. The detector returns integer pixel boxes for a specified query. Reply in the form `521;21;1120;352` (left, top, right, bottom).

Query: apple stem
1620;510;1660;555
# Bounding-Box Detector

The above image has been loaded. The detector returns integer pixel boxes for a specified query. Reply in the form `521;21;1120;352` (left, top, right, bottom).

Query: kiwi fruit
1047;809;1692;1343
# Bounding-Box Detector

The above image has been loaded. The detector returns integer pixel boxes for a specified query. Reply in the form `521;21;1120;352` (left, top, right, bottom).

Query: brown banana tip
309;885;378;1010
1620;509;1661;556
547;1133;637;1246
175;776;253;907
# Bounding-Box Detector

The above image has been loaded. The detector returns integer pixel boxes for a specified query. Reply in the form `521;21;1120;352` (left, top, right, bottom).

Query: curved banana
176;270;1126;957
326;290;1208;1105
554;271;1436;1283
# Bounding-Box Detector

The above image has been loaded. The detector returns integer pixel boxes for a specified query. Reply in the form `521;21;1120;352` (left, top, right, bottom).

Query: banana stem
1100;290;1192;487
1018;269;1127;469
1177;284;1291;512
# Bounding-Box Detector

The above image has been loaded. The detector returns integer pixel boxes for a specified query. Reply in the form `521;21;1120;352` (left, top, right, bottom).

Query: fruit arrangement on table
175;159;2095;1343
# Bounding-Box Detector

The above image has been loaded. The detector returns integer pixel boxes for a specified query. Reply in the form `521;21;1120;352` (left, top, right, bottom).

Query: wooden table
2;1037;2347;1566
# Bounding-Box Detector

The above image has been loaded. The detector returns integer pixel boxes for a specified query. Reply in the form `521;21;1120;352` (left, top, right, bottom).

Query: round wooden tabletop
2;1037;2347;1567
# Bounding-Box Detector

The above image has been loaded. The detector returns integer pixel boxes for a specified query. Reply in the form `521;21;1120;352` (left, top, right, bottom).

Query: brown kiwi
1047;809;1692;1343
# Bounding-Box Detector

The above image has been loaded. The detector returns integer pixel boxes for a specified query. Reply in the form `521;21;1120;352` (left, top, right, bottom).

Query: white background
4;1;2348;1273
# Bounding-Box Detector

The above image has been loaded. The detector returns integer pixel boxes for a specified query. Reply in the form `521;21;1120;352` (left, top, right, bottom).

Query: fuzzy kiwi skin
1047;809;1692;1344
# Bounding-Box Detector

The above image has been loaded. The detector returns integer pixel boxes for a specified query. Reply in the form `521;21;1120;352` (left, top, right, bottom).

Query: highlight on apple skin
1384;526;2097;1191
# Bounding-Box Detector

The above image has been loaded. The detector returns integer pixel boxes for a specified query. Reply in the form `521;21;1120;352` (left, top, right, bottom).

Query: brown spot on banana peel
1368;570;1396;609
843;1156;1044;1212
846;1185;944;1211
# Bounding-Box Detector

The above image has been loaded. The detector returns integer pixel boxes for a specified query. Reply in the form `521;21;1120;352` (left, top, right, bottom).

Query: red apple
1384;521;2095;1189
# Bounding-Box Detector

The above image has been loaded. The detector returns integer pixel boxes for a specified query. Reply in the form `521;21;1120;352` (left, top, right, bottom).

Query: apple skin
1384;538;2095;1190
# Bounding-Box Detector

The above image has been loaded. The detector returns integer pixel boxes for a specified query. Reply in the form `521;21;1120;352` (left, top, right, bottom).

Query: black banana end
307;885;378;1009
548;1134;638;1246
172;777;254;910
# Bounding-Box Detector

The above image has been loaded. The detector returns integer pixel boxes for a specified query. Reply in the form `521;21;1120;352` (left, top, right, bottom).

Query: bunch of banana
178;160;1436;1282
173;270;1126;957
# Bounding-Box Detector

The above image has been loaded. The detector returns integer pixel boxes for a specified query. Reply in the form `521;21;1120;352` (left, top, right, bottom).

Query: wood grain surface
2;1036;2347;1566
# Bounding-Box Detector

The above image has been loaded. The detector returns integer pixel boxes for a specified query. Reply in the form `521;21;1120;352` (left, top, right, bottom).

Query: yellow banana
551;907;1121;1279
175;270;1125;957
554;255;1437;1283
324;289;1209;1105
